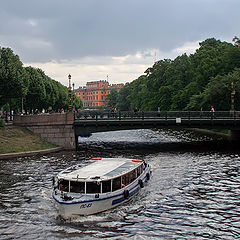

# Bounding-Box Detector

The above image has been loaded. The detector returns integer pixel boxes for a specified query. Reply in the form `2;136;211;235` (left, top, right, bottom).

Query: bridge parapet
75;110;240;121
14;112;74;126
74;110;240;139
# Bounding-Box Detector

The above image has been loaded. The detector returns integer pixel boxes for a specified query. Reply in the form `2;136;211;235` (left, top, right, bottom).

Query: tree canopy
0;47;82;113
108;37;240;111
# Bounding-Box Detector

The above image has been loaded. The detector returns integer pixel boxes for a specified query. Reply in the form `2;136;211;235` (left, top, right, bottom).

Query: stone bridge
13;111;240;150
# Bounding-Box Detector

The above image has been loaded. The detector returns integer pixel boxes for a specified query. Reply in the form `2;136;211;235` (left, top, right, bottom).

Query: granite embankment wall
13;113;75;149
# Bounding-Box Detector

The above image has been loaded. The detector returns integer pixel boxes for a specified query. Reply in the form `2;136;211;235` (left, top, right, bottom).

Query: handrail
75;110;240;121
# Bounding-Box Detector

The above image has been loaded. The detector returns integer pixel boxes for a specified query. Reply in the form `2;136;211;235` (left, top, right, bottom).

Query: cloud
24;52;154;88
1;0;239;87
172;41;201;55
27;19;38;27
1;0;239;61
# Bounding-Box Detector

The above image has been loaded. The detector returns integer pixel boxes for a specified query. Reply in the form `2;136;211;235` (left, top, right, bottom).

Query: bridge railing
75;110;240;120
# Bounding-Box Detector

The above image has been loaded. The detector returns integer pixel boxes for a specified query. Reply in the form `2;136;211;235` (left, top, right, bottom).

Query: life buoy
138;179;144;188
146;173;150;180
123;190;129;199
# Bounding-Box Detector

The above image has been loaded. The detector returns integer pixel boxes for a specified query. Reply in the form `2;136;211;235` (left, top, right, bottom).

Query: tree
74;95;83;109
186;93;205;110
0;47;28;107
171;82;201;110
106;89;119;108
116;83;132;111
202;69;240;110
0;46;77;112
53;81;69;110
24;67;46;111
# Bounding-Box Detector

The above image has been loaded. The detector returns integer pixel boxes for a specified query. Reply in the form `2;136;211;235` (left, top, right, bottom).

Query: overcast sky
0;0;239;88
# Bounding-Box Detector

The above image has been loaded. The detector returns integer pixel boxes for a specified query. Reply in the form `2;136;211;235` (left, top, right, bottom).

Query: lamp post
68;74;73;111
72;82;75;112
68;74;71;88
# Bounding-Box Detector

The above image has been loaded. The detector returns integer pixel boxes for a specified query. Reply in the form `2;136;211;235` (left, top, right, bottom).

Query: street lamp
72;82;75;112
68;74;71;88
68;74;73;111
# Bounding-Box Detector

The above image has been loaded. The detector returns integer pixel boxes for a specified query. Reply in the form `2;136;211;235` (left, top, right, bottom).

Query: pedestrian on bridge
210;106;215;118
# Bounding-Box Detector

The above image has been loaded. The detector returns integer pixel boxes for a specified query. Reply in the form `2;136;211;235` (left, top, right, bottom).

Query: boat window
86;181;101;194
112;177;121;191
70;181;85;193
122;169;137;187
58;179;69;192
122;174;130;187
102;180;111;193
129;169;137;182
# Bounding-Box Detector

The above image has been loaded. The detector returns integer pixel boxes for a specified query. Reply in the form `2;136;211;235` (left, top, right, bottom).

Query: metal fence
75;110;240;121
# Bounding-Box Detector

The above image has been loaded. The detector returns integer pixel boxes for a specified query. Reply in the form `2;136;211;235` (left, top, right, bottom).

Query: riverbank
0;125;62;159
0;125;231;160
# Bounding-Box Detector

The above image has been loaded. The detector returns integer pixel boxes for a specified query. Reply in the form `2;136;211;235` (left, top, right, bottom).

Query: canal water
0;129;240;239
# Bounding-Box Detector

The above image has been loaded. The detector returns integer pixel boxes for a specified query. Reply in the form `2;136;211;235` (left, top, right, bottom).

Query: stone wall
13;113;76;149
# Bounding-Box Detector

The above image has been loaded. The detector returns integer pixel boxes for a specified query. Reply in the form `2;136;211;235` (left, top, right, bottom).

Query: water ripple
0;129;240;239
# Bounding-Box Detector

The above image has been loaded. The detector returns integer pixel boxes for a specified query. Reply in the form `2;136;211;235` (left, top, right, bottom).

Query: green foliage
0;47;28;106
202;69;240;110
116;83;132;110
25;67;47;110
106;89;119;108
107;37;240;111
74;95;83;109
0;46;82;112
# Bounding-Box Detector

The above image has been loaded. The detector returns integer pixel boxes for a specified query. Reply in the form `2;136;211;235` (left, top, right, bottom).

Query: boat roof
58;158;143;181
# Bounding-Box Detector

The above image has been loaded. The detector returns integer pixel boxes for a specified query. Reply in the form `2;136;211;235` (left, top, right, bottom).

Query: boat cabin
56;158;146;194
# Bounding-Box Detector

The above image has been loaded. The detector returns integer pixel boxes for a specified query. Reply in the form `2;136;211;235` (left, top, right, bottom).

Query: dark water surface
0;129;240;239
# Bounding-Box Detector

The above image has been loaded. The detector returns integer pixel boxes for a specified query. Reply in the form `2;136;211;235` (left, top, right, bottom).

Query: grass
0;125;57;154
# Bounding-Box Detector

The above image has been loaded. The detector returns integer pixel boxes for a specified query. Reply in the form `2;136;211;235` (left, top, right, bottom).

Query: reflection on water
0;129;240;239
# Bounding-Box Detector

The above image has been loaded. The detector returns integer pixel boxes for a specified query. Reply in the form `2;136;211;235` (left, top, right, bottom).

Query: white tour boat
52;157;152;218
